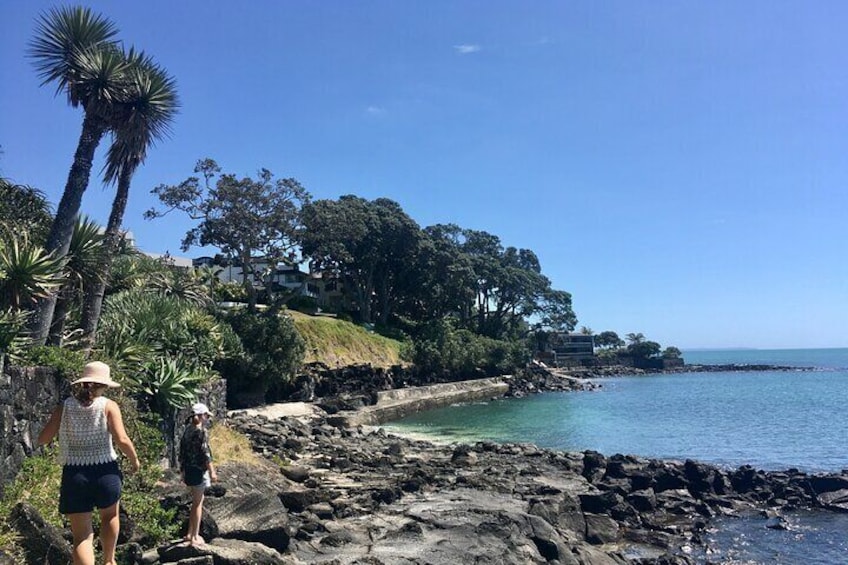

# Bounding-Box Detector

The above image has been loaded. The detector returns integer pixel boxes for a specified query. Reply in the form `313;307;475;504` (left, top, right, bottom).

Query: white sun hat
192;402;210;416
71;361;121;388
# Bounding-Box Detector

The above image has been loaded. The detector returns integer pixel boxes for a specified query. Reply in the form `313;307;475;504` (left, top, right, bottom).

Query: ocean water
385;348;848;564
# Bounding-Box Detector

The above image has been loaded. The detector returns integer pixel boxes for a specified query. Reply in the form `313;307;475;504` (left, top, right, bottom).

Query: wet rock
817;488;848;512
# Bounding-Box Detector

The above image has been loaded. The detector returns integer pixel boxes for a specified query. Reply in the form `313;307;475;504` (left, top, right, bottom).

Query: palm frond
66;215;106;288
0;308;33;361
103;49;179;184
0;236;66;310
68;43;132;112
29;5;119;96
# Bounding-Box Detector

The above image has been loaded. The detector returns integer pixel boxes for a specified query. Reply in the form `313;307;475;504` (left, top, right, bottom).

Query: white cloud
365;105;385;116
453;44;481;55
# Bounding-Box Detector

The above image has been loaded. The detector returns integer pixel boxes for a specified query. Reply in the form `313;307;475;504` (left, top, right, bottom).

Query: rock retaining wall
0;366;63;497
335;376;511;426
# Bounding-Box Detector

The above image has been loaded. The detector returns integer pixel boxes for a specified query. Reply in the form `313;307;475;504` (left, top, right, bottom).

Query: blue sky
2;1;847;350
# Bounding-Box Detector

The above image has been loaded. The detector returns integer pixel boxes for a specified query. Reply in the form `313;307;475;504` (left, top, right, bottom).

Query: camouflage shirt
179;425;212;471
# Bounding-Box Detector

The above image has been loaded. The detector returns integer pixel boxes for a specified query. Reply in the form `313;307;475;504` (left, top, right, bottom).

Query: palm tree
27;6;130;343
48;216;105;345
80;49;179;346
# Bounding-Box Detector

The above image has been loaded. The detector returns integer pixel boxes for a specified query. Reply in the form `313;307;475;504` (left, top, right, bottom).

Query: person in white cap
178;401;217;546
38;361;140;565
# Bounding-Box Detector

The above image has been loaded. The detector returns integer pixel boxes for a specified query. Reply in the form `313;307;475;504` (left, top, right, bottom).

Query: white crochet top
58;396;118;466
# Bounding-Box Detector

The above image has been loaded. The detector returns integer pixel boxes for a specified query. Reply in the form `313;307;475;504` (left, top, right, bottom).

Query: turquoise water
387;348;848;472
385;348;848;563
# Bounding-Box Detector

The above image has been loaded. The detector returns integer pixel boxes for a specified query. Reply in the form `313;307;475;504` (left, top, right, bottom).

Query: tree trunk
30;113;107;344
240;251;257;312
377;275;391;325
46;285;72;346
81;166;133;348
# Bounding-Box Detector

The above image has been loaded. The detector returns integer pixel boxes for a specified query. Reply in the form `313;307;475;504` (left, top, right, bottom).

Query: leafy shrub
97;290;224;374
286;295;318;314
213;281;247;303
129;357;204;416
0;308;31;362
216;309;305;402
404;320;528;379
21;345;86;380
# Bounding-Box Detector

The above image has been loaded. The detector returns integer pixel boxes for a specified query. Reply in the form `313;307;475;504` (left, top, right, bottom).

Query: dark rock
808;475;848;495
280;465;309;483
584;513;621;544
279;488;325;512
203;491;290;552
580;490;624;514
9;502;72;565
582;451;607;483
627;489;657;512
817;488;848;512
157;538;283;564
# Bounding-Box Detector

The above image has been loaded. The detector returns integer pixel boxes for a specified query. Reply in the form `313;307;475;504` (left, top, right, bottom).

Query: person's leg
67;512;95;565
188;487;205;545
99;502;120;565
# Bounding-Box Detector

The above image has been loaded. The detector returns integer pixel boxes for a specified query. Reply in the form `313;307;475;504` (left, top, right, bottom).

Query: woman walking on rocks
38;361;140;565
179;402;217;546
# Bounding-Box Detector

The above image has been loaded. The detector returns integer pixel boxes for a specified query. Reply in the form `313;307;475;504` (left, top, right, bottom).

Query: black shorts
59;461;123;514
183;465;208;488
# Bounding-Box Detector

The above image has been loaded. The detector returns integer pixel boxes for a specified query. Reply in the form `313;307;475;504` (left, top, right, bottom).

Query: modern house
192;256;318;299
540;333;596;367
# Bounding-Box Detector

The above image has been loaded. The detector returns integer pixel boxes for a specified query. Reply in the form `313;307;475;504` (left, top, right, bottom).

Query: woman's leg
99;502;120;565
67;512;95;565
188;487;205;544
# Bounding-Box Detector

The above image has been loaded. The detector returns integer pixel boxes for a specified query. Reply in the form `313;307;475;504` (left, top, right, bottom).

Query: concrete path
228;401;320;420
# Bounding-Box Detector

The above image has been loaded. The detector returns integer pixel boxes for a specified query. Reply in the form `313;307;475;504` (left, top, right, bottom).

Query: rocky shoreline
118;406;847;565
9;365;847;564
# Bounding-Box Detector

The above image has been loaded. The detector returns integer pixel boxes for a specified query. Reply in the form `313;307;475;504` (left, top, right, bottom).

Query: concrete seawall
331;376;511;427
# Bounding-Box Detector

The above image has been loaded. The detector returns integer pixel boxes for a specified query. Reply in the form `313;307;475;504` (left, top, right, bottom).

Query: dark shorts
183;465;208;488
59;461;123;515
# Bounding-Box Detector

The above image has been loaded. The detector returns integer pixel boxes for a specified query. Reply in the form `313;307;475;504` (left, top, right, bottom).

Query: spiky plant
0;236;65;310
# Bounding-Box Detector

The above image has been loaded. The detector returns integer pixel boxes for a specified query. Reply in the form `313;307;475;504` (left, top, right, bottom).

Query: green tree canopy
595;330;625;349
147;158;310;311
299;195;421;324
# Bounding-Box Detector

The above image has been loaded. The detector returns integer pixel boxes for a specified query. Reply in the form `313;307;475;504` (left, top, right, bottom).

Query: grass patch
209;424;261;466
0;447;62;561
290;311;406;368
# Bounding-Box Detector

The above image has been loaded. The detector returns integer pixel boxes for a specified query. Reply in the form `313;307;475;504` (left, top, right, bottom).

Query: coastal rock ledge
98;409;845;565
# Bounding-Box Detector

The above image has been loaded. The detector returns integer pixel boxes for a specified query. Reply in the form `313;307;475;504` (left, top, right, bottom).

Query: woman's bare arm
37;405;63;446
106;400;141;473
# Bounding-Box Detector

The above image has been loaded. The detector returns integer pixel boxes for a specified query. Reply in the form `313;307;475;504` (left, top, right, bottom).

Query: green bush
216;309;305;402
405;320;528;379
97;290;224;374
286;295;318;314
21;345;86;380
213;281;247;303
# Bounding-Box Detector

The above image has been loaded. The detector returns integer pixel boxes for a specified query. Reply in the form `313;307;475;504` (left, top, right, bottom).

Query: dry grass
209;424;261;466
289;311;406;368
